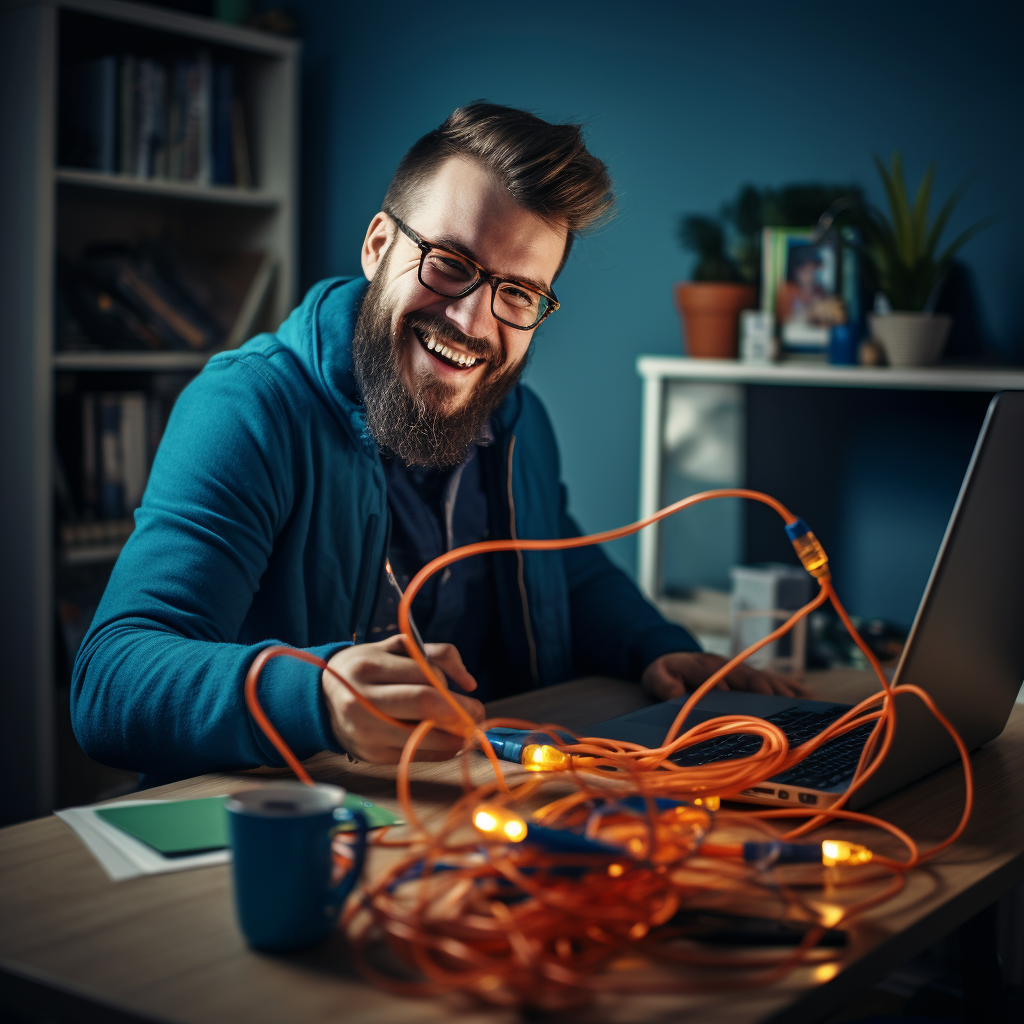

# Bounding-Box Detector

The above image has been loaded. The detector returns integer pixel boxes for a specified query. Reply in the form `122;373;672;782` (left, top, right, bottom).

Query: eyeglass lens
420;250;548;329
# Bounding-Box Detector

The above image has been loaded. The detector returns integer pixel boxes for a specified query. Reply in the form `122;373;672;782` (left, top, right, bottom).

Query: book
180;50;214;185
99;395;125;519
81;393;97;517
135;58;169;179
118;54;136;175
167;59;189;181
57;257;164;351
230;95;251;188
58;56;118;172
120;394;148;511
85;246;225;352
212;62;235;186
79;392;150;522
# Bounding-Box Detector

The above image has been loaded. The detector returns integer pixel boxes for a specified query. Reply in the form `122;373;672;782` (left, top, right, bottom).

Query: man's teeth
425;337;478;367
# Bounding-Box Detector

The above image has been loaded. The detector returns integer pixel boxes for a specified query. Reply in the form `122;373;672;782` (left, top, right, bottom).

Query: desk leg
959;902;1004;1024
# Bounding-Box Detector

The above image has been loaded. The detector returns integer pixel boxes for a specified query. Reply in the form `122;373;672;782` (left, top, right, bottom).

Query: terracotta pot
673;283;758;359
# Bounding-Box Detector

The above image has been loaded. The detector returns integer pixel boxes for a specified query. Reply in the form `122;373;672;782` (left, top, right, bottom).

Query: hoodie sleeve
71;355;348;779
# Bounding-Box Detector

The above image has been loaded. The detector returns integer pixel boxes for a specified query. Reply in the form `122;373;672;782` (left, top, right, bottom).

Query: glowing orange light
473;805;527;842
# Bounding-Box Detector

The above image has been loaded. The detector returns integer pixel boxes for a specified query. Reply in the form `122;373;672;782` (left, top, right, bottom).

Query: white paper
55;798;230;881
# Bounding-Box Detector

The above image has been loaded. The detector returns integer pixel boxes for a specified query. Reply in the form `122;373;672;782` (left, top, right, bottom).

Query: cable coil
243;489;974;1009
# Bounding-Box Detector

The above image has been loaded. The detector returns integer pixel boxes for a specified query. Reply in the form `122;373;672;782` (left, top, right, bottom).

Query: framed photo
761;227;860;357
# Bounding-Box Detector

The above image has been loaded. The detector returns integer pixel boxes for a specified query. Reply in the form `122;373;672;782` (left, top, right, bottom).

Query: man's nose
444;282;497;342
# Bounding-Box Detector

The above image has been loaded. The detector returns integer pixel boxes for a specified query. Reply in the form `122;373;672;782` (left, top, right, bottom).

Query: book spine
99;394;125;519
118;54;136;175
182;59;201;182
120;394;148;511
212;62;235;186
197;50;213;187
167;61;186;181
81;393;97;517
230;95;251;188
151;61;168;180
97;56;118;174
134;59;152;178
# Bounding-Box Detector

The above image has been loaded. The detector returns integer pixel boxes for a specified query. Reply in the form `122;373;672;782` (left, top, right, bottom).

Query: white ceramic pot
868;312;952;367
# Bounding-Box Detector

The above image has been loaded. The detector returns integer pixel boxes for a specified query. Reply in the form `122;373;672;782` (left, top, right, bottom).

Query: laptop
590;391;1024;811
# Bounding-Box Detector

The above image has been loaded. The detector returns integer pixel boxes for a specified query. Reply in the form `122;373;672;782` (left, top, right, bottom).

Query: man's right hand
321;635;485;764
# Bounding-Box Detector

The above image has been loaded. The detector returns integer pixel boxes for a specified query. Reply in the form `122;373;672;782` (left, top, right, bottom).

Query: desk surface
2;671;1023;1024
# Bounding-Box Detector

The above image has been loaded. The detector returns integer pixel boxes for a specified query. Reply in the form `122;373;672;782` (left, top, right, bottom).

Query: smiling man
72;104;800;781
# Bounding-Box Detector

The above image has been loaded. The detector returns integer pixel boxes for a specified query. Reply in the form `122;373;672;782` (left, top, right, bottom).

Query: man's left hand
641;652;808;702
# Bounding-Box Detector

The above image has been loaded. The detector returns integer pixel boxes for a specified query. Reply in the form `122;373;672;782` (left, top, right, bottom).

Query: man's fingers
362;682;484;729
344;651;449;686
422;643;478;692
361;636;478;692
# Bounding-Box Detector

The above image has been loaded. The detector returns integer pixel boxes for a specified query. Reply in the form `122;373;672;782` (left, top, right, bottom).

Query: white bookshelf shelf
636;357;1024;393
56;168;282;207
53;350;218;371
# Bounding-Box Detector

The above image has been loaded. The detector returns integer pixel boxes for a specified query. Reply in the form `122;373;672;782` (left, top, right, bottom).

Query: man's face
351;157;566;467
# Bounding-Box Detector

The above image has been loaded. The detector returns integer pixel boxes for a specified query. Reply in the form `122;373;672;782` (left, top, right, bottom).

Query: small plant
859;151;995;312
678;216;743;282
679;184;862;284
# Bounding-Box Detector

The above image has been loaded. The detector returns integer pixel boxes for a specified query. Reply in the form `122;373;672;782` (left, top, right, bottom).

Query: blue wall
276;0;1023;615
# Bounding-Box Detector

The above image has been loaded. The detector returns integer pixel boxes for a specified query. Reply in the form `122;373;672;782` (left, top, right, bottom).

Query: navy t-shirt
368;442;512;701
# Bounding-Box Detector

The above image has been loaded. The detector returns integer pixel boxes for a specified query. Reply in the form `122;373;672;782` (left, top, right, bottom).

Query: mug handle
329;808;368;906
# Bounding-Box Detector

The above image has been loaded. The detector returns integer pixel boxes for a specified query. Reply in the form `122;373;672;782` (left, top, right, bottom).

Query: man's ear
361;212;392;282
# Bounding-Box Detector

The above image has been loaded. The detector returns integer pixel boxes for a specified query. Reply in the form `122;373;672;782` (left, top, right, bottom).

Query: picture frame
761;227;860;358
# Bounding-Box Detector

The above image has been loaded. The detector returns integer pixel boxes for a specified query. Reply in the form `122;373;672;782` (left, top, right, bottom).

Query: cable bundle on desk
243;488;974;1010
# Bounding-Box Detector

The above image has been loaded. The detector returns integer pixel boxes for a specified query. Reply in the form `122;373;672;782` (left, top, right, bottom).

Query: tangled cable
243;489;974;1010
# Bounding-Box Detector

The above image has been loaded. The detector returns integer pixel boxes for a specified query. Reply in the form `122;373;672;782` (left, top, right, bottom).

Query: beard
351;249;530;469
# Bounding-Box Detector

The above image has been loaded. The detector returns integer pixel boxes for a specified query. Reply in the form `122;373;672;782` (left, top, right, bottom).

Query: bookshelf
0;0;299;824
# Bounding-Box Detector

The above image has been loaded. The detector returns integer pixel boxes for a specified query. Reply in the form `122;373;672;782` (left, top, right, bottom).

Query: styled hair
382;102;615;276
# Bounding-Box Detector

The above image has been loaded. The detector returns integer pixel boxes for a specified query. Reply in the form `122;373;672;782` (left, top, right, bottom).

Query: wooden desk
2;672;1023;1024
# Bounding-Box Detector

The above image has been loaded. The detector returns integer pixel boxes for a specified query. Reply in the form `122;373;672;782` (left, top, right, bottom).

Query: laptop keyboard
670;706;877;791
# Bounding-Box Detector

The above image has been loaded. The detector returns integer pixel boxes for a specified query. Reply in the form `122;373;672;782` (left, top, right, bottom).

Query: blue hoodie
71;278;699;779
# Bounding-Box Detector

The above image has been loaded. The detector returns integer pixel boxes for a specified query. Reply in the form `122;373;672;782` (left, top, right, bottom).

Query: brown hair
382;103;615;276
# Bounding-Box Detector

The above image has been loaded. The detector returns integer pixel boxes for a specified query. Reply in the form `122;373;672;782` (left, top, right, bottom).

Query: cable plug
785;518;831;579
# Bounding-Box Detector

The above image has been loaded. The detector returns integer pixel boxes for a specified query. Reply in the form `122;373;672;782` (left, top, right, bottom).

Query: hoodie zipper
507;435;540;687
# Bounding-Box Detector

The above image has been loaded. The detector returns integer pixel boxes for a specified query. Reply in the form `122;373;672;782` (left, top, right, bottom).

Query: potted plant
673;217;755;358
859;152;995;367
675;184;861;359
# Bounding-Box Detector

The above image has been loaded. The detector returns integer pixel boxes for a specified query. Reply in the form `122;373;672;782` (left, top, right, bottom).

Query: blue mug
225;782;367;951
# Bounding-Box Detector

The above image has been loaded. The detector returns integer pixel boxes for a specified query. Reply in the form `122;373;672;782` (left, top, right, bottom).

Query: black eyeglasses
385;212;560;331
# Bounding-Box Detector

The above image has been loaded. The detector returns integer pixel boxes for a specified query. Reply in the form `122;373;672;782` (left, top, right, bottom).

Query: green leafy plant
679;184;862;284
678;216;743;282
860;151;995;312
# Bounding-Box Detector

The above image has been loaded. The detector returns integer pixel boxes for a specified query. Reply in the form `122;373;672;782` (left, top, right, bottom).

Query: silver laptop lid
847;390;1024;809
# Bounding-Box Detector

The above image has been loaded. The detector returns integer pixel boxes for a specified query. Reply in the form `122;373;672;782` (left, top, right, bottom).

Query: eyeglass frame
384;211;560;331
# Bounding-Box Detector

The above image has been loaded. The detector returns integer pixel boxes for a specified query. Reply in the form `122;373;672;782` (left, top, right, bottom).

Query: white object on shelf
730;564;814;676
739;310;775;364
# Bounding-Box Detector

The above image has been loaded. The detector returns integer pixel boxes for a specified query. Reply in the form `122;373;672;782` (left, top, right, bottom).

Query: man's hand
641;651;808;703
321;635;484;763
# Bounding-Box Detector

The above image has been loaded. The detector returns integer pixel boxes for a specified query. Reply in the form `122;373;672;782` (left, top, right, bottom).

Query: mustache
403;311;503;367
